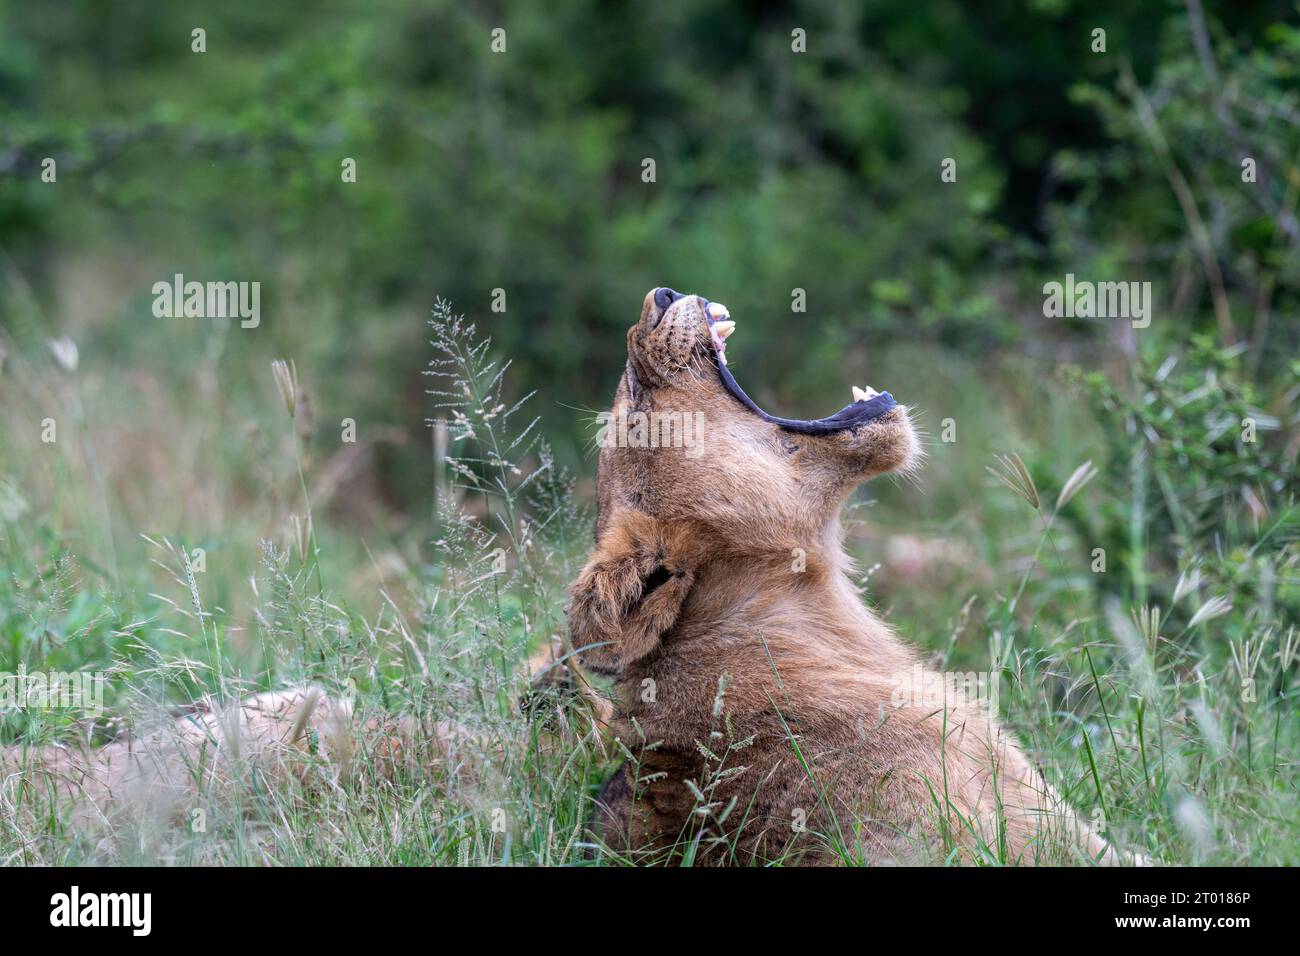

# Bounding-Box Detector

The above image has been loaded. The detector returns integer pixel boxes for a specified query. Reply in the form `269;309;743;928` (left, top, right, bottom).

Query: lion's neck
622;530;917;748
675;518;914;675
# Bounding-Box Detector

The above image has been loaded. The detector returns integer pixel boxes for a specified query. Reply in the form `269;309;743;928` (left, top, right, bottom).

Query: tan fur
570;290;1122;865
0;671;593;835
0;657;594;834
0;689;436;829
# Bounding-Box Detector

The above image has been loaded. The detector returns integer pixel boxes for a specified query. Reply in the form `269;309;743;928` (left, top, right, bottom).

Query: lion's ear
567;509;695;675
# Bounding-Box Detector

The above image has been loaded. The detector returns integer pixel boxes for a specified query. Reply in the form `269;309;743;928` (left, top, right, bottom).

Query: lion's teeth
852;385;879;402
707;302;730;320
713;320;735;339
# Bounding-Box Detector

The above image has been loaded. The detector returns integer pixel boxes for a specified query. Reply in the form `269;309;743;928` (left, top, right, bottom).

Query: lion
566;287;1126;865
0;662;592;838
0;688;427;830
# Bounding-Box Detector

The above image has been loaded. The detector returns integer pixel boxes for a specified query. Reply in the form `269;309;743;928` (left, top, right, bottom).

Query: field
0;294;1294;865
0;1;1296;866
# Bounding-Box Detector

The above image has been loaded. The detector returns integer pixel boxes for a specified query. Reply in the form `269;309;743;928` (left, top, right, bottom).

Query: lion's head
594;287;920;546
569;288;920;676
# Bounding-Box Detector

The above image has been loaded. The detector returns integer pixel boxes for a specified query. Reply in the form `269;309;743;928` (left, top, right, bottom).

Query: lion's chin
852;407;923;479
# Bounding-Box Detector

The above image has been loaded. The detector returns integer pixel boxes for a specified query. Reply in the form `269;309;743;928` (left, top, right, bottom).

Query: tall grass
0;302;1294;865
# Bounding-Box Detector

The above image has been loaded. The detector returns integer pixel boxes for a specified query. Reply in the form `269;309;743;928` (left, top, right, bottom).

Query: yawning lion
567;287;1125;865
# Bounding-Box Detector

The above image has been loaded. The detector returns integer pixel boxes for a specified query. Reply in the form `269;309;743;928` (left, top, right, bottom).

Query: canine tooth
852;385;879;402
707;302;730;319
712;320;736;339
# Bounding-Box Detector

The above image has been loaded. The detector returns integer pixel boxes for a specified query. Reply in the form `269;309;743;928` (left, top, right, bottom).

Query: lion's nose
653;287;684;310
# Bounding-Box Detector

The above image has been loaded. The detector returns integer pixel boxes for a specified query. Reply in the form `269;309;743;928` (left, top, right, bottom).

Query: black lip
700;297;899;435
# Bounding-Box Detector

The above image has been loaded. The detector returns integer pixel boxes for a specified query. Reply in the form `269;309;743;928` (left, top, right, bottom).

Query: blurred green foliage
0;1;1295;622
2;1;1295;499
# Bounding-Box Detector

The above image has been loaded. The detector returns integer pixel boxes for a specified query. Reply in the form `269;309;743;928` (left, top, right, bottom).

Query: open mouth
698;297;898;435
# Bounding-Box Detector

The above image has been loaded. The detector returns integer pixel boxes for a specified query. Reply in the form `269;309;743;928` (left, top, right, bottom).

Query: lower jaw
712;353;898;435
